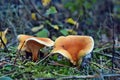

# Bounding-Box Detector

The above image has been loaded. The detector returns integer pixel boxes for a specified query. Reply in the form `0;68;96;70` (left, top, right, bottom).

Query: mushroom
51;35;94;65
17;34;54;61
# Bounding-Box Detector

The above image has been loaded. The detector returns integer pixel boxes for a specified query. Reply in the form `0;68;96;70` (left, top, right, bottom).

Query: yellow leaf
53;25;59;30
67;29;77;35
42;0;51;6
66;18;77;25
31;25;44;32
0;28;8;48
31;13;37;20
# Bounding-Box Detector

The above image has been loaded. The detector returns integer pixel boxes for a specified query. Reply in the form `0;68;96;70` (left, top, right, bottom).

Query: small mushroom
51;35;94;65
17;34;54;61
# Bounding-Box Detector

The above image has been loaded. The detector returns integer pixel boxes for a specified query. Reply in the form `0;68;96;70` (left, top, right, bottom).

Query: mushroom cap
51;35;94;65
17;34;34;50
17;34;54;51
24;37;54;52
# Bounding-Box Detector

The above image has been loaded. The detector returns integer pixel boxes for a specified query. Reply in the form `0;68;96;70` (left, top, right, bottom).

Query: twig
103;73;120;77
71;14;80;31
93;43;120;60
0;36;8;52
90;61;110;70
90;61;120;73
58;74;99;79
14;41;25;65
36;73;120;80
108;6;116;71
93;46;111;53
48;61;70;67
57;73;120;79
96;52;120;60
36;53;53;64
112;18;115;72
93;42;112;53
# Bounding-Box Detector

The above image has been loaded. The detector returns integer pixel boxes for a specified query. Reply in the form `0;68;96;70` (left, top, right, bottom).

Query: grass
0;46;120;80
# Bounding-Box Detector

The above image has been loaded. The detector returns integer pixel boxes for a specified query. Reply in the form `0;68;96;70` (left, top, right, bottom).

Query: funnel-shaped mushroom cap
17;34;33;50
17;34;54;61
51;35;94;65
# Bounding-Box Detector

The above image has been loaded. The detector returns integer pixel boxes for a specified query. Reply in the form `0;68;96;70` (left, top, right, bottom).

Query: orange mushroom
51;35;94;65
17;34;54;61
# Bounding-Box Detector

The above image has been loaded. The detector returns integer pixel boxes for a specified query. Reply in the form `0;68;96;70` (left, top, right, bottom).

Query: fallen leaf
31;25;44;32
42;0;51;6
45;6;57;15
53;25;59;30
60;29;68;36
67;29;77;35
46;20;59;30
0;28;8;48
66;18;78;25
35;29;49;37
31;13;37;20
